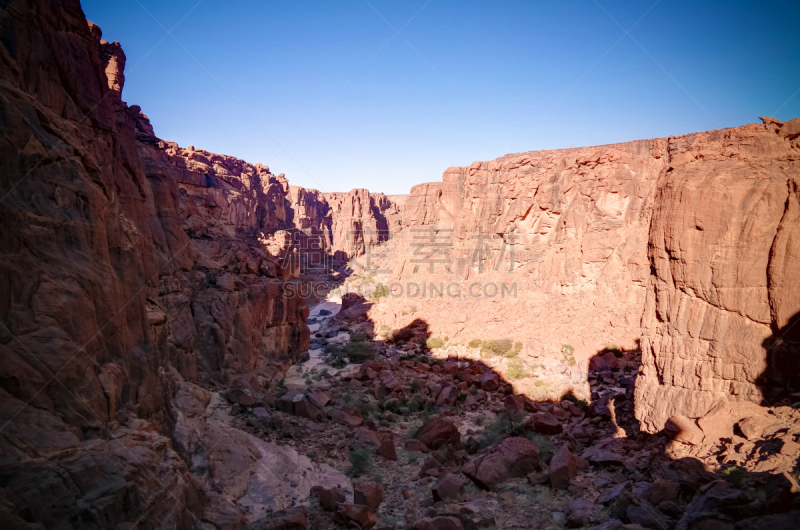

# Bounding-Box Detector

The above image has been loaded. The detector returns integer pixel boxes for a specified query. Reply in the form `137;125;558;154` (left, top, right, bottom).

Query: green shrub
322;343;347;368
722;466;746;488
481;338;514;357
349;448;372;475
506;358;532;380
405;450;420;464
602;344;620;353
561;344;576;366
383;400;400;414
480;411;526;448
468;339;481;349
357;401;375;419
514;341;523;352
444;336;449;342
406;397;423;413
410;379;422;393
371;283;390;301
526;433;555;461
349;332;368;342
342;341;376;363
426;337;444;349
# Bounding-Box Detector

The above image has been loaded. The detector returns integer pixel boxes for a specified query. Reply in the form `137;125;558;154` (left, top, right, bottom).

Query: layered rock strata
361;119;800;433
0;0;348;526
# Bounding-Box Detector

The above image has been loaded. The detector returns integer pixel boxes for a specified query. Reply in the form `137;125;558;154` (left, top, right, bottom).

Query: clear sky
82;0;800;195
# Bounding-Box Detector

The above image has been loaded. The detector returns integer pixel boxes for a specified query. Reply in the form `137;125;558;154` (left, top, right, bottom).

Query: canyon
0;1;798;529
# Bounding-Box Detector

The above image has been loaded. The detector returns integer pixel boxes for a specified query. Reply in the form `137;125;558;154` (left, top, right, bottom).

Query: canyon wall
635;120;800;433
366;138;667;400
286;186;404;268
364;119;800;431
0;0;359;526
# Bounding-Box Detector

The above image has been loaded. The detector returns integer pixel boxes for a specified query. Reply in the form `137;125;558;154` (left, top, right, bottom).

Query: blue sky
82;0;800;195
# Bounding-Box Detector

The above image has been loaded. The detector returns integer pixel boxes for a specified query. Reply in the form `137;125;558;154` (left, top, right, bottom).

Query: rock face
634;120;800;432
0;0;343;525
323;189;403;261
360;118;800;428
285;187;404;266
365;137;670;401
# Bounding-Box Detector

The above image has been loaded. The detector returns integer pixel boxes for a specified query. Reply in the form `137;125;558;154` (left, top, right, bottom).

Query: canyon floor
217;272;800;530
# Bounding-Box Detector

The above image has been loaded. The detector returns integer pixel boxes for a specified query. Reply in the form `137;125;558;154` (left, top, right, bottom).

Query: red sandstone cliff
0;1;350;526
362;120;799;432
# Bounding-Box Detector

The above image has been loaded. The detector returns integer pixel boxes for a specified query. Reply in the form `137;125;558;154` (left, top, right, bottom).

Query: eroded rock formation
634;120;800;433
0;0;347;526
360;119;800;433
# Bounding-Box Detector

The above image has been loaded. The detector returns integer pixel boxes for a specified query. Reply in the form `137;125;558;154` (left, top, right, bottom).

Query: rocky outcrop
634;119;800;433
365;138;669;400
284;187;404;267
361;118;800;424
0;0;322;525
322;189;403;262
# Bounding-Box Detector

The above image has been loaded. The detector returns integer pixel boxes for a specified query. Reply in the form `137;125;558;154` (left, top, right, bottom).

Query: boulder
657;458;718;496
437;386;459;406
735;511;800;530
462;437;540;490
676;480;747;530
665;415;704;445
354;427;383;449
532;411;563;434
329;405;363;427
566;498;594;528
549;443;578;489
647;479;679;506
480;374;499;391
311;486;347;511
377;439;397;461
228;388;257;407
737;415;781;440
779;117;800;139
252;406;270;418
305;389;329;409
405;439;430;453
504;395;527;412
625;495;669;530
432;473;466;503
414;417;461;449
277;389;327;420
354;479;384;512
